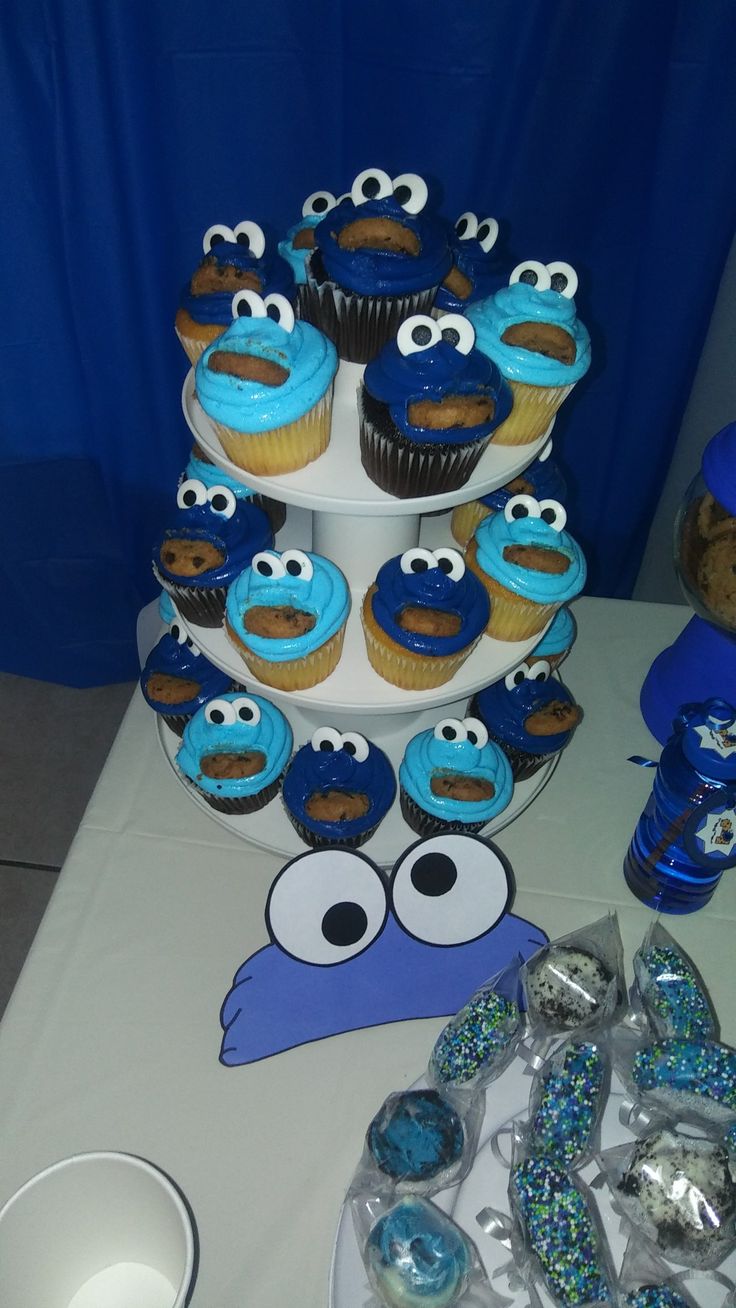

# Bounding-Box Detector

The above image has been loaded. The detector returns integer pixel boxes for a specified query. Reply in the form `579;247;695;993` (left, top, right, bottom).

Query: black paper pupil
394;184;411;204
362;177;381;199
285;559;302;575
411;324;433;347
236;232;250;247
410;852;457;898
550;272;568;292
322;902;368;947
519;268;538;286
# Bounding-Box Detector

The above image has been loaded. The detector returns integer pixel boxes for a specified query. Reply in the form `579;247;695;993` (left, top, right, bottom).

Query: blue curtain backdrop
2;1;735;685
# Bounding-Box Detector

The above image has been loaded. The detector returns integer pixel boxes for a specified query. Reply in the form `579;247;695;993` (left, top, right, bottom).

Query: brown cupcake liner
225;618;346;691
299;279;439;364
450;500;492;547
464;541;558;641
491;379;574;446
153;566;228;629
359;403;490;499
210;386;333;476
400;788;487;837
184;770;283;815
161;713;189;738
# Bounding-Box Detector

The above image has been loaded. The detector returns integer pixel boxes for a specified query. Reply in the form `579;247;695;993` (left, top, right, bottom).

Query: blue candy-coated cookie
282;730;395;844
429;982;521;1088
633;1039;736;1118
510;1157;613;1306
176;692;292;800
365;1196;472;1308
367;1089;464;1184
528;1040;606;1167
634;943;717;1042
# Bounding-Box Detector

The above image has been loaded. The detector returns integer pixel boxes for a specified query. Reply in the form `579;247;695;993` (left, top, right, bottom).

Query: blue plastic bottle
624;699;736;913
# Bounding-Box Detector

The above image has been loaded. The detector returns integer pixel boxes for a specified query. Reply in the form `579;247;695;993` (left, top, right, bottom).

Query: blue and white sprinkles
624;1287;691;1308
509;1157;613;1305
527;1040;606;1167
633;942;716;1042
429;982;521;1088
632;1038;736;1125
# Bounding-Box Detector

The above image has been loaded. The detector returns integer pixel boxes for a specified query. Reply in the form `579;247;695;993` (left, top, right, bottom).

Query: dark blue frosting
313;193;451;295
479;450;567;510
433;221;509;314
282;734;396;840
474;676;579;756
140;631;232;715
153;499;272;590
371;554;490;655
179;241;296;325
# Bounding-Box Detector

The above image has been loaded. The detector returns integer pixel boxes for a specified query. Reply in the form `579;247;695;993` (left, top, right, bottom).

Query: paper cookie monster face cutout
219;833;547;1065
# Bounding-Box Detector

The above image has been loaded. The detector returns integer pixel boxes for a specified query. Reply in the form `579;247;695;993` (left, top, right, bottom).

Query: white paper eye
231;696;261;725
390;833;511;946
529;659;551;681
505;663;530;691
510;261;552;292
397;316;441;356
231;221;266;259
177;478;207;510
266;848;388;965
231;289;267;320
433;548;465;581
302;190;337;219
538;499;567;531
280;549;313;581
203;223;235;253
170;621;187;645
504;494;541;524
392;172;428;214
206;485;237;519
436;314;474;355
476;217;499;253
341;731;370;762
205;698;237;726
262;294;295;333
252;551;286;579
433;718;468;743
454;211;478;240
546;261;578;298
351;167;393;206
400;547;437;575
538;438;553;463
311;727;343;753
463;717;489;748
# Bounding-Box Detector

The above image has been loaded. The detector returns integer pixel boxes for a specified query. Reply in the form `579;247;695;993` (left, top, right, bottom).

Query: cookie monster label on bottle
683;789;736;869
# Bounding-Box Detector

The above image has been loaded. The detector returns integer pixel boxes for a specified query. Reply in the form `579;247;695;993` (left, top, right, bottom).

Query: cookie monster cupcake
175;220;295;365
195;290;337;476
153;478;272;628
399;715;513;835
225;547;350;691
469;662;583;781
140;614;234;736
467;260;591;445
450;437;566;547
526;604;577;671
277;190;340;292
362;547;490;690
282;726;396;848
359;313;512;498
176;692;292;814
433;211;507;314
301;167;451;363
184;443;286;534
465;494;586;641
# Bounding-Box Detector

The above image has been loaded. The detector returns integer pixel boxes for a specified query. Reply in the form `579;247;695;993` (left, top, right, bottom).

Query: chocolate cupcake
175;692;292;815
469;661;582;780
399;715;513;836
282;726;396;848
140;615;234;736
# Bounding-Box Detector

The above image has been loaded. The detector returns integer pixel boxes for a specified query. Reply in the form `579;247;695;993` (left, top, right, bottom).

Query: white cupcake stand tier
158;360;561;863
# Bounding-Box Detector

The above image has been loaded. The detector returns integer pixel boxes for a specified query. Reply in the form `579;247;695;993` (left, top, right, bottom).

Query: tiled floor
0;672;134;1018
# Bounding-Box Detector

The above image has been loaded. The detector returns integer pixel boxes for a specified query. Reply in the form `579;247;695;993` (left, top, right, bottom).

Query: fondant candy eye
205;698;237;726
538;438;553;463
232;221;266;259
437;314;474;355
232;696;261;725
463;717;489;748
302;190;337;218
400;547;437;575
202;223;235;253
280;549;313;580
312;727;343;753
263;293;295;332
538;499;567;531
252;551;286;579
510;261;552;292
454;211;478;241
433;548;465;581
391;172;428;214
434;718;468;743
351;167;393;206
546;261;578;298
231;289;267;319
341;732;369;762
476;217;499;253
505;663;530;690
397;316;441;356
177;479;207;510
504;494;541;523
170;622;187;644
530;659;551;681
266;847;388;965
390;833;511;946
206;485;237;518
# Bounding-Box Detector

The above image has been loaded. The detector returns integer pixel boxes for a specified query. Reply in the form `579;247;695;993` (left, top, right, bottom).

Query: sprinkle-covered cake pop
282;726;396;848
176;692;292;814
510;1156;613;1306
400;715;513;836
527;1039;607;1168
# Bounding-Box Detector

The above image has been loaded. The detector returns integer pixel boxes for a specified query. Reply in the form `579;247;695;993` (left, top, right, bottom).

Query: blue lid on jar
677;698;736;781
702;423;736;517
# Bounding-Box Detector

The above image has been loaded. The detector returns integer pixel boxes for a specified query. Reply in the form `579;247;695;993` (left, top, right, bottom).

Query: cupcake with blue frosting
140;614;235;736
469;661;582;780
176;692;292;814
277;190;341;290
434;211;507;314
399;715;513;835
450;437;567;546
195;289;337;476
225;547;350;691
526;605;577;671
467;259;591;445
184;444;286;534
466;494;586;641
152;477;272;628
282;726;396;848
362;546;490;690
301;166;451;363
359;312;512;498
175;220;295;365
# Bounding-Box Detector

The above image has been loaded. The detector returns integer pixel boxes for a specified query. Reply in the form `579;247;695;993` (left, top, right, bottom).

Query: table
1;597;734;1308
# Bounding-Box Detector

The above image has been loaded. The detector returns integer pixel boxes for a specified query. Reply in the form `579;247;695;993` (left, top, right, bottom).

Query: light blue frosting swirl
474;512;586;604
225;551;350;662
159;591;176;623
195;314;337;433
530;606;577;658
278;214;322;284
400;728;513;823
184;450;256;499
467;282;591;385
176;692;292;798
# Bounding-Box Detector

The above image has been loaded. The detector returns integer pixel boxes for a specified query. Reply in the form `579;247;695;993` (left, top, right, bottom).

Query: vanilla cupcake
525;605;577;671
450;437;566;546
